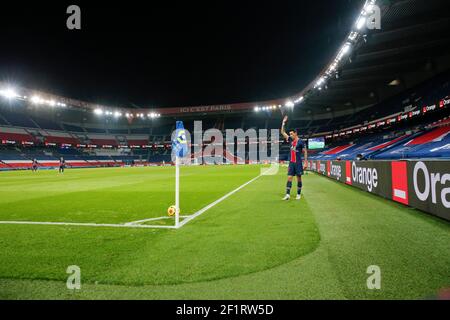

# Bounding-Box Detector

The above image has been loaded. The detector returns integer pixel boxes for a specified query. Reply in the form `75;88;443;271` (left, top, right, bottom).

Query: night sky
0;0;363;108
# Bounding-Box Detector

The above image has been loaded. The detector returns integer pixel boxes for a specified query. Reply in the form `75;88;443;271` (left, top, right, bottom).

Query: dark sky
0;0;363;108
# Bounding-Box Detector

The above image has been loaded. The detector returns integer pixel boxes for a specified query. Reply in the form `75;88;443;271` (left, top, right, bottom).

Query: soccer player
281;116;308;200
32;158;38;172
59;157;66;174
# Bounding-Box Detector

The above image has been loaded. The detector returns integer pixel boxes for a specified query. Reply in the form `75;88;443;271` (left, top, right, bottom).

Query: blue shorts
288;162;304;176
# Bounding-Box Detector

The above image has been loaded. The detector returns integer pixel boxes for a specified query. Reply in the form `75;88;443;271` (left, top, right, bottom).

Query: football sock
297;180;302;195
286;181;292;195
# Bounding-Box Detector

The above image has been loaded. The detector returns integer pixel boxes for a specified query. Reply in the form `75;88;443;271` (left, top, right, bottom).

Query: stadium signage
179;105;232;114
387;118;396;124
408;110;421;118
330;162;343;181
408;162;450;219
422;104;437;113
440;98;450;108
319;162;326;174
312;160;450;221
412;162;449;206
351;162;378;192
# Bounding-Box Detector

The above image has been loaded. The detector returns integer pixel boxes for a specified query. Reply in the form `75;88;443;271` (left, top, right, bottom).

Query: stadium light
316;77;325;87
94;108;104;115
348;31;358;41
31;96;43;104
0;87;19;99
356;17;367;30
285;101;294;108
342;42;351;54
114;111;122;118
294;96;304;104
148;112;161;118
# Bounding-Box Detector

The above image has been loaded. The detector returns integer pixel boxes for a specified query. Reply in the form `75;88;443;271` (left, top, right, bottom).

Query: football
167;205;177;217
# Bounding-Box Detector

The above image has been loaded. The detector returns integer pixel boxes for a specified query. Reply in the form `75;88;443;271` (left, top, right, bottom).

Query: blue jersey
288;137;305;164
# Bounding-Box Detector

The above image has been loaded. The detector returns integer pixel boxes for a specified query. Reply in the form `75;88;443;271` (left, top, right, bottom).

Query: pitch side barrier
308;160;450;221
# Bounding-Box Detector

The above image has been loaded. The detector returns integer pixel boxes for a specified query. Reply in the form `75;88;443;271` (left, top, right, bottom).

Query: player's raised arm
281;116;289;141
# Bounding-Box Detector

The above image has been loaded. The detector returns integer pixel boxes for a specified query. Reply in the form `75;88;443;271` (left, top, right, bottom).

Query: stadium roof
294;0;450;119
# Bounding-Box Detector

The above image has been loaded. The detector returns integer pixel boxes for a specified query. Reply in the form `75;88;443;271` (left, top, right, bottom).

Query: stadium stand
372;125;450;160
1;63;449;170
31;116;63;131
1;108;37;128
62;123;85;132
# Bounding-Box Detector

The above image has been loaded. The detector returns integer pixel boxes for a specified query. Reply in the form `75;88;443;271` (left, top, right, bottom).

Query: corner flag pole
175;156;180;228
173;120;186;229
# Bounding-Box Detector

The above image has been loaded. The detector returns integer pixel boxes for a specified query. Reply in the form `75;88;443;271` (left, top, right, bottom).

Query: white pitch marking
0;175;262;230
0;220;177;229
125;215;191;226
177;174;262;228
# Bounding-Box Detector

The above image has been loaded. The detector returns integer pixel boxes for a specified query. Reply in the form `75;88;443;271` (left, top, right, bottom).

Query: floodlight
0;88;19;99
285;101;294;108
356;17;366;30
342;43;351;54
31;96;42;104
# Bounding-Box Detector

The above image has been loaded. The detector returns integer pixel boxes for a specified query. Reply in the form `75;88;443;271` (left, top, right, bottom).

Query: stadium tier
1;84;449;169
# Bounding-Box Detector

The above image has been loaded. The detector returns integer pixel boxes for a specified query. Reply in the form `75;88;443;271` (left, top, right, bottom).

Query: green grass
0;166;449;299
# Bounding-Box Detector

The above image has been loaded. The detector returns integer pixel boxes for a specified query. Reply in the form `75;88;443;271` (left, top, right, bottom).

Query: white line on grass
176;174;262;228
0;174;262;230
125;215;190;226
0;220;177;229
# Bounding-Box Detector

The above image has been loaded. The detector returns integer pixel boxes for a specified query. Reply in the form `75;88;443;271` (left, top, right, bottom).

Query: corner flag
172;121;188;158
172;121;187;229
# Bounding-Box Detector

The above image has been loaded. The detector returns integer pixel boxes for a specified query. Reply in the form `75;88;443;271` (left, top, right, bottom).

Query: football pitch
0;165;449;299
